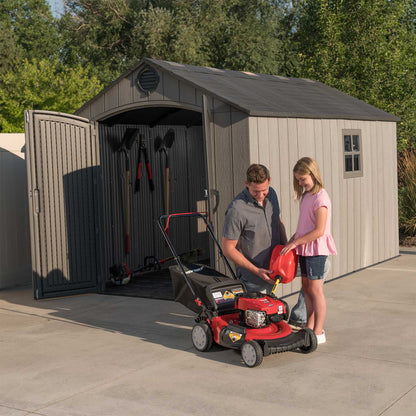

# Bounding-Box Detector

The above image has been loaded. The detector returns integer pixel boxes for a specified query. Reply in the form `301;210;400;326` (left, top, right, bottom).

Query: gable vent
136;66;160;94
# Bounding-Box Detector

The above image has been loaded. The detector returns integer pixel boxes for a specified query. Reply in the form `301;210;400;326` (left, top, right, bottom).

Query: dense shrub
398;149;416;237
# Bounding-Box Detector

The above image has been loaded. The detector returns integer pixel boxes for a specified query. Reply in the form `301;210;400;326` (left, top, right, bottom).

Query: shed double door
25;110;104;299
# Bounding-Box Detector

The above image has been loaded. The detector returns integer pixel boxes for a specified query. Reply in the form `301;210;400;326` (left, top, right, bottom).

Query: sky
46;0;65;16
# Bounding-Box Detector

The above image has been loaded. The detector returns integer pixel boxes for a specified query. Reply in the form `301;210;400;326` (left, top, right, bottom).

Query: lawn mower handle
158;212;237;297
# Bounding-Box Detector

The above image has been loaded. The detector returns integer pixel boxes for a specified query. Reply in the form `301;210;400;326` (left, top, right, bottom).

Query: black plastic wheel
281;299;290;321
191;323;213;352
241;341;264;367
299;328;318;353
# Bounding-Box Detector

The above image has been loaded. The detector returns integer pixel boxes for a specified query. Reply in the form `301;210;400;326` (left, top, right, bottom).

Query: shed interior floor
104;268;173;301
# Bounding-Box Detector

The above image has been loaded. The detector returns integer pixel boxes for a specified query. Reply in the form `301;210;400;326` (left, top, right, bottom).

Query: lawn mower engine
237;292;289;328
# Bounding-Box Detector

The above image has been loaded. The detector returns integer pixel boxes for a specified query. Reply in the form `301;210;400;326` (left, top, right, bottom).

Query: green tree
0;0;60;61
0;58;102;132
59;0;299;84
295;0;416;150
0;20;22;76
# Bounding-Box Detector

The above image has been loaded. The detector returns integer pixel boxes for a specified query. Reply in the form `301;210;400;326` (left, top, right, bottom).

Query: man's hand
256;268;275;284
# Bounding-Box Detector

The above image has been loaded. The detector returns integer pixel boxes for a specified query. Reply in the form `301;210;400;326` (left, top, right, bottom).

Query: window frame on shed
343;129;363;178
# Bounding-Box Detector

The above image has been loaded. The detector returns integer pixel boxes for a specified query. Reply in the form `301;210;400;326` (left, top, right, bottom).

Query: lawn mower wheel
241;341;263;368
191;323;213;352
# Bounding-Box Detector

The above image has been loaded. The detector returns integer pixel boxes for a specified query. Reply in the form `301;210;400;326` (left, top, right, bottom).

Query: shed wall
246;117;399;296
203;98;251;273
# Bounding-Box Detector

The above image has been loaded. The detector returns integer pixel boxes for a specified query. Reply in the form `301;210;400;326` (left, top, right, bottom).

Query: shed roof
147;59;399;121
80;58;400;122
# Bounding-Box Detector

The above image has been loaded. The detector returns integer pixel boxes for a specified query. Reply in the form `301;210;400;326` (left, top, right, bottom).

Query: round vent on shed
136;66;160;94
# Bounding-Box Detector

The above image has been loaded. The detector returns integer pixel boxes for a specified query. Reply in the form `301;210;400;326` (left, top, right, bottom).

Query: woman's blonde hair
293;157;324;200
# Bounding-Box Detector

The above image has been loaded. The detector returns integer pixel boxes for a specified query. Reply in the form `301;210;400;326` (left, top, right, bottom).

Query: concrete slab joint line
377;384;416;416
0;250;415;415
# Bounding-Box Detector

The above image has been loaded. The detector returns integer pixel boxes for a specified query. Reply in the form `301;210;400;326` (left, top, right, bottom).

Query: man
222;164;287;293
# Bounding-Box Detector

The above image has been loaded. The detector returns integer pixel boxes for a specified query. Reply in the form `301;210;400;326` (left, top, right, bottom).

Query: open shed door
25;110;104;299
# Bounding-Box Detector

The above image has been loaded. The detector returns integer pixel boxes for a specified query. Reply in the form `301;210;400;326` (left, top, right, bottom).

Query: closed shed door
25;110;103;299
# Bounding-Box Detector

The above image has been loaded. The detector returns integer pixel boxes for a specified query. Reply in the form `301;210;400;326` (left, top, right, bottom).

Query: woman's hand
280;241;297;255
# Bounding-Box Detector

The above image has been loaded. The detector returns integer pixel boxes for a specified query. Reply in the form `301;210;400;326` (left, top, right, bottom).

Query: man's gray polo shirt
223;186;281;292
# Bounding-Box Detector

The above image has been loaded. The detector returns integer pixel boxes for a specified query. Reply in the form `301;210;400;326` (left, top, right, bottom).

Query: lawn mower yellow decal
223;291;235;300
229;332;242;342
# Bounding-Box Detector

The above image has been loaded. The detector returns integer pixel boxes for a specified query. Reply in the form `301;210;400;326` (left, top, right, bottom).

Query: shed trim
94;101;202;122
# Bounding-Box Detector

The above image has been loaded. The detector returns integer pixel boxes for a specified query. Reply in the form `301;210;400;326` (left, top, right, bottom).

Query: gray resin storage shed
24;58;400;299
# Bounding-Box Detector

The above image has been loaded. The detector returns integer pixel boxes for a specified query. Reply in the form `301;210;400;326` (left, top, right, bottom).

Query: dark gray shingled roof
146;59;399;122
77;58;399;122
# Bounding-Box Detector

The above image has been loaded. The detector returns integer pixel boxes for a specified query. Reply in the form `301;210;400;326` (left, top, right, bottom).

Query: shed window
343;129;363;178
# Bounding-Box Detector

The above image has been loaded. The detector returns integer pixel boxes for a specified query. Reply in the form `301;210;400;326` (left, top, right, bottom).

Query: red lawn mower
158;212;317;367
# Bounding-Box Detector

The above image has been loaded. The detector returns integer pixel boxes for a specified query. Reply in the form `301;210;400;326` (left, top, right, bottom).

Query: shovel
155;129;175;219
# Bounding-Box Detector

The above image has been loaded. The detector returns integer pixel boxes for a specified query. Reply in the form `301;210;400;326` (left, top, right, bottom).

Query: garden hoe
116;128;138;255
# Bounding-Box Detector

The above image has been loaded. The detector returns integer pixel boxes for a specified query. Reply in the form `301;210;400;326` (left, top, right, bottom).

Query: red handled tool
135;133;154;192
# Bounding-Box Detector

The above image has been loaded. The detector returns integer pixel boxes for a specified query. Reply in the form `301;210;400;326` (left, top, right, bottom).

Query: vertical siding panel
202;95;217;238
179;81;197;106
360;121;372;268
297;119;315;159
321;119;333;277
371;121;381;264
276;118;301;294
350;120;362;272
277;119;291;228
344;120;356;274
314;120;324;173
287;118;299;237
53;122;64;283
104;84;119;112
257;117;270;166
213;110;233;274
390;122;399;257
326;119;338;280
369;121;377;265
335;120;347;276
40;120;52;283
230;112;250;196
163;73;180;102
267;117;279;197
118;75;133;107
248;117;259;162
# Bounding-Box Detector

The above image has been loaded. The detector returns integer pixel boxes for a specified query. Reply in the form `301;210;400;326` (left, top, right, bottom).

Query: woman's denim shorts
299;255;328;280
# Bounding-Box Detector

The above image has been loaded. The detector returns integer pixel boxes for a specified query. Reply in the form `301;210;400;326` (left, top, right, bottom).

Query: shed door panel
25;110;102;299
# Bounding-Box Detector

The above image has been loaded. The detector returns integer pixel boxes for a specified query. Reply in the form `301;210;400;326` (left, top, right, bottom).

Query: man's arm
221;237;275;284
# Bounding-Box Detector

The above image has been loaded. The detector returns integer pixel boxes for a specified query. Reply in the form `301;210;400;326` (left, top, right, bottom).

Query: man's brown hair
246;164;270;183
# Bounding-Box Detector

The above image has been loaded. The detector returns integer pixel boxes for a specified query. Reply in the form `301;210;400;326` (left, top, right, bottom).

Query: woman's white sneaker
316;330;326;344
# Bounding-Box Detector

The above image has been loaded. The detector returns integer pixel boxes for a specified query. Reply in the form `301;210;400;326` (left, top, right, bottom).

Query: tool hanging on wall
135;133;154;192
154;129;175;233
115;128;138;255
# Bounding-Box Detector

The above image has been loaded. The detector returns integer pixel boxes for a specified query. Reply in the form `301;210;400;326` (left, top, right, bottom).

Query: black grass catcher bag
169;263;245;313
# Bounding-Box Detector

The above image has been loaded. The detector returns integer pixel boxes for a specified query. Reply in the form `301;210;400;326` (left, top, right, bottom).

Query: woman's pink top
294;189;337;256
